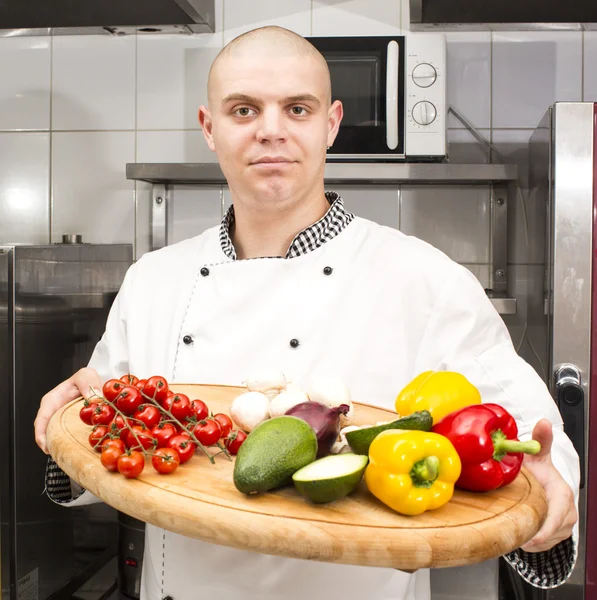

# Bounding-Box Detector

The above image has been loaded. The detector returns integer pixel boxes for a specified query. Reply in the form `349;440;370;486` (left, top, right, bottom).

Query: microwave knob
412;63;437;88
412;101;437;126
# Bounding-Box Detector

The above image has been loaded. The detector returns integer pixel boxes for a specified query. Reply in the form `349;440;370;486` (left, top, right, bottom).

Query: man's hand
520;418;578;552
34;367;103;454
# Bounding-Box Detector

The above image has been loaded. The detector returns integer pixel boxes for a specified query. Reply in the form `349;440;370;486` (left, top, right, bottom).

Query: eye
234;106;256;117
290;106;308;116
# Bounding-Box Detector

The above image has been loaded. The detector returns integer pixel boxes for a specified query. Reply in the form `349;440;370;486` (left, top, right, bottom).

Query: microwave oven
307;34;446;161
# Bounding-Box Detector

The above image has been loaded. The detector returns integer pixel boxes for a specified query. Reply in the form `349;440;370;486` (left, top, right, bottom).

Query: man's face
200;51;342;204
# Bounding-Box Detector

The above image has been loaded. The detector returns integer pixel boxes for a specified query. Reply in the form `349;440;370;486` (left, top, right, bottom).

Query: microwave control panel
405;34;446;158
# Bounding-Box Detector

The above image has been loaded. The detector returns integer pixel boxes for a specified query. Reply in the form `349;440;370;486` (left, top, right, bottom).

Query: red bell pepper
432;403;541;492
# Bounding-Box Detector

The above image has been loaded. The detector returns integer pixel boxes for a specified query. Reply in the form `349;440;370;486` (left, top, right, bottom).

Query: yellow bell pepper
395;371;481;424
365;429;461;516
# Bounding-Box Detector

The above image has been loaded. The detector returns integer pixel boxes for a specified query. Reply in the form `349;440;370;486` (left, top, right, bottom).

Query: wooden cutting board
46;383;547;570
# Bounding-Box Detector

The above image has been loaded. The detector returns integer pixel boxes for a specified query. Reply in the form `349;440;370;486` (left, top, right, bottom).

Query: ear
326;100;343;148
198;106;216;152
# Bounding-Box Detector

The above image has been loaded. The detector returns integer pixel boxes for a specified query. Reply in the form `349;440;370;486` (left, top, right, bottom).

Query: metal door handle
555;364;585;488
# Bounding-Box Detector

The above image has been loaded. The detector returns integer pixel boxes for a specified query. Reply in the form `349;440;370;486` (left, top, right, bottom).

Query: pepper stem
492;429;541;461
410;455;440;488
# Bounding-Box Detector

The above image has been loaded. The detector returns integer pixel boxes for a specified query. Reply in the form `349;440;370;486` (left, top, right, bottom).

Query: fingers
34;367;102;454
530;419;553;458
72;367;104;400
521;480;577;552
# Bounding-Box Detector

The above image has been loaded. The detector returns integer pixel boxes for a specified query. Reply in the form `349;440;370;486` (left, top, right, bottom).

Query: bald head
207;26;332;107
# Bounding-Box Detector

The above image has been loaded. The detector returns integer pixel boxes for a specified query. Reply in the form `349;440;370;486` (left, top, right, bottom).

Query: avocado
292;453;369;504
233;415;318;494
345;410;433;455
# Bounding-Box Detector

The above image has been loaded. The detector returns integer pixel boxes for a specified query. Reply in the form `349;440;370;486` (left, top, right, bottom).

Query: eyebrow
221;93;321;108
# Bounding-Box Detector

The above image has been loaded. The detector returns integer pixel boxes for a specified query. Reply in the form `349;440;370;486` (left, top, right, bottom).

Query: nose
255;106;287;143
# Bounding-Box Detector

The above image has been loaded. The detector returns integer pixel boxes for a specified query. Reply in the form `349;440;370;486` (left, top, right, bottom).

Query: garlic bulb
307;375;354;425
330;425;364;454
244;369;288;400
268;390;310;418
229;391;271;432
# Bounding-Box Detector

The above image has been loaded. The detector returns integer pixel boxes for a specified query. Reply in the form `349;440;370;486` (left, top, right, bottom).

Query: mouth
250;157;296;167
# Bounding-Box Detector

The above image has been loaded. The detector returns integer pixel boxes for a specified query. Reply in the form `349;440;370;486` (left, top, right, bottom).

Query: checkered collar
218;191;354;260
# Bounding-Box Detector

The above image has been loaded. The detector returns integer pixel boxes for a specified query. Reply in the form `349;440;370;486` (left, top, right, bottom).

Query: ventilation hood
0;0;215;36
409;0;597;30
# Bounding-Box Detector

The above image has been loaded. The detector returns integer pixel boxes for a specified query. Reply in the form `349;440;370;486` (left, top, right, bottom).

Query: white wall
1;0;592;374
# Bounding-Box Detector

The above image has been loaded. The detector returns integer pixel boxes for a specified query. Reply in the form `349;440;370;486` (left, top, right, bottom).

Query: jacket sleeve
414;265;580;588
46;261;138;508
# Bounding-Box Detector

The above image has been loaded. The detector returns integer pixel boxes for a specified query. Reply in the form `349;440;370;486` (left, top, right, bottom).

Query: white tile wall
584;32;597;101
492;32;582;128
312;0;402;36
168;187;223;245
0;37;51;131
52;36;136;130
446;128;491;163
334;187;399;228
0;132;49;243
223;0;311;43
445;33;491;129
400;186;491;264
137;34;222;130
51;132;135;244
136;130;215;163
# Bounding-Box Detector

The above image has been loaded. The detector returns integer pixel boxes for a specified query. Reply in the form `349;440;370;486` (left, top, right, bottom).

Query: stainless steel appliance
0;241;132;600
306;34;446;161
499;101;597;600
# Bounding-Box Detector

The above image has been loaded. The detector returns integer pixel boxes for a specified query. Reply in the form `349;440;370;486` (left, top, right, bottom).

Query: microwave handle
386;40;399;150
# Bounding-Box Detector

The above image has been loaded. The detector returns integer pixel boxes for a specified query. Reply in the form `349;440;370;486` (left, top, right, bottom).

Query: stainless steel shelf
126;162;518;185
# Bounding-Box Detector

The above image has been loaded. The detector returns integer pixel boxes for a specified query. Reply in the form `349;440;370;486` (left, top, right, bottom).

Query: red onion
285;401;350;457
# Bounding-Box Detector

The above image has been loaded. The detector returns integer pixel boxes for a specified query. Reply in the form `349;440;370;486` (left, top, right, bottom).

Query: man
35;26;578;600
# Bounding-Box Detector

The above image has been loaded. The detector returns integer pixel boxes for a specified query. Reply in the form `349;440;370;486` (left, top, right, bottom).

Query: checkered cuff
504;537;576;589
45;456;87;504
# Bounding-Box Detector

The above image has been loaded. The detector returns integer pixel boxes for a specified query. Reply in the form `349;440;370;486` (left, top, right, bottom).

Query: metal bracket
151;183;170;251
489;183;508;295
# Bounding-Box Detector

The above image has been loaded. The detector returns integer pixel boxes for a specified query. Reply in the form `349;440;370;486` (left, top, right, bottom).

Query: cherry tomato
102;379;125;403
141;376;169;405
168;435;196;464
224;430;247;455
91;403;116;426
192;420;222;447
151;423;178;448
135;378;147;391
151;448;180;474
120;373;139;386
79;401;99;425
115;385;143;415
165;394;192;421
117;451;145;479
125;425;155;451
134;405;161;430
101;446;123;472
102;438;126;454
213;413;233;439
89;426;110;451
190;399;209;421
109;414;131;440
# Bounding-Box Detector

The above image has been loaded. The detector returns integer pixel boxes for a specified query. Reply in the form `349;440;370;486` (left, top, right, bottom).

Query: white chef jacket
59;213;579;600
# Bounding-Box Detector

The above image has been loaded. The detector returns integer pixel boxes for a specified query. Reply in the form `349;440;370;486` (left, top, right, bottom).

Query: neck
229;188;330;259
